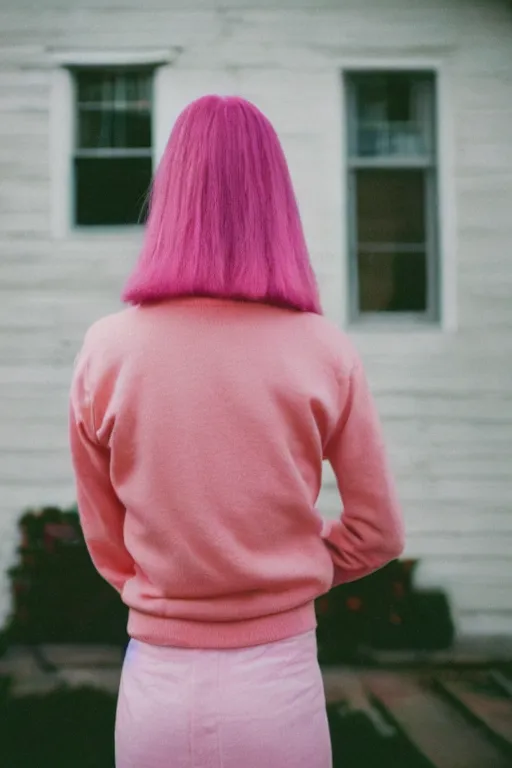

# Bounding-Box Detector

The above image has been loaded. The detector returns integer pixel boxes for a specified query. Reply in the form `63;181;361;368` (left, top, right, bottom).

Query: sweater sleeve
69;350;135;594
322;358;405;588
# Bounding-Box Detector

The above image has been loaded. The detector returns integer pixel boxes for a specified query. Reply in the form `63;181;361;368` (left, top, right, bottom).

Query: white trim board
48;49;176;67
50;68;74;240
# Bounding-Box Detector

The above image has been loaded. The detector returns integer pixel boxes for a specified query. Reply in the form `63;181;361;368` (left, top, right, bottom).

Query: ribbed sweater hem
127;601;317;649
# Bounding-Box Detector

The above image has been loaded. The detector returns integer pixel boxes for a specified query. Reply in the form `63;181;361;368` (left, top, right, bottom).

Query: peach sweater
69;298;404;648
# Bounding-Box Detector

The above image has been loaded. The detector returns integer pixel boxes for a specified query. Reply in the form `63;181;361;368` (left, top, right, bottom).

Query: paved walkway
1;641;511;768
0;645;123;697
1;637;511;698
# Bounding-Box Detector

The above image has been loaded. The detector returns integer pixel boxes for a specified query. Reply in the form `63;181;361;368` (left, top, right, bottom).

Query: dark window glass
77;109;152;149
356;170;426;245
73;69;153;226
351;72;433;159
358;250;427;313
74;157;151;226
76;71;151;108
347;71;437;319
356;73;413;124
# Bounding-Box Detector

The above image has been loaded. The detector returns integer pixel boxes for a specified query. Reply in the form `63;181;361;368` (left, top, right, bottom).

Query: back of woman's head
122;95;321;314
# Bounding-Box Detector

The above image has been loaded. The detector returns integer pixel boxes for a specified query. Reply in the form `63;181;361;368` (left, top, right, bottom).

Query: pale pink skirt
115;630;332;768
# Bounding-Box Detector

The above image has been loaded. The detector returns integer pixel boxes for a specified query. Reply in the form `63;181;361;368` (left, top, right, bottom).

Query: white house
0;0;511;639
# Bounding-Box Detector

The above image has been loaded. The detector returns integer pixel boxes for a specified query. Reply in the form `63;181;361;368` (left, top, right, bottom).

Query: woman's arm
69;351;135;594
322;358;405;587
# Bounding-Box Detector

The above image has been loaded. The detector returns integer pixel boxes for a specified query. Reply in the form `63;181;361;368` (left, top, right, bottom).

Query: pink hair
122;95;322;314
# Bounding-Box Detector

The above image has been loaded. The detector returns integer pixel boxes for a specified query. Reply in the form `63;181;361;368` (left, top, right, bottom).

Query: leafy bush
4;506;127;646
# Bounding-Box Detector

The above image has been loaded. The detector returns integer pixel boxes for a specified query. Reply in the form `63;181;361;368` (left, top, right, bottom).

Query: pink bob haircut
122;95;322;314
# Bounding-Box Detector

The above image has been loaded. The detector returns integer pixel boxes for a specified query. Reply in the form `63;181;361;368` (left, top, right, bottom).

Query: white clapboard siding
403;533;512;560
0;395;70;423
0;485;76;515
0;213;49;235
0;424;70;453
0;450;73;486
450;586;512;613
460;614;512;637
318;491;512;537
416;558;512;584
376;393;512;421
0;0;512;636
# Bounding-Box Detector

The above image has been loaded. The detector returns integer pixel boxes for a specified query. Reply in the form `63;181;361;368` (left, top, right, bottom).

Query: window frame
338;60;456;332
345;69;439;325
50;51;170;239
69;64;155;231
71;65;155;229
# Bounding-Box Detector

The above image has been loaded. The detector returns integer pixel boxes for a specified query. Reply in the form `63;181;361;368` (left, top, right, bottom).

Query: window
73;68;153;226
346;72;438;321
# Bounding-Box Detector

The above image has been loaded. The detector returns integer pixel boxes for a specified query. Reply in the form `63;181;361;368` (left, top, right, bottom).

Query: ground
1;642;512;767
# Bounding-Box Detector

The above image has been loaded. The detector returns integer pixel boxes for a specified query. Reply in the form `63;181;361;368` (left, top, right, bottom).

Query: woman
69;95;404;768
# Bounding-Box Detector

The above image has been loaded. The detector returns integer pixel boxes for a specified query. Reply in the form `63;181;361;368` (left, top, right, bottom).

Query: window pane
356;169;425;244
77;71;115;103
350;73;433;158
74;157;151;225
122;72;152;105
78;108;152;149
358;251;427;313
77;70;151;108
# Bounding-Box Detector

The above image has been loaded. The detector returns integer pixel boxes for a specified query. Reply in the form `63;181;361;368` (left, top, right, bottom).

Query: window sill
347;314;453;337
62;225;145;239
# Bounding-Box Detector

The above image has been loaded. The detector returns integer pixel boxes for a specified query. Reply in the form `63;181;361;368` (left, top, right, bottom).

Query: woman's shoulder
296;312;360;375
86;306;137;340
78;307;139;363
